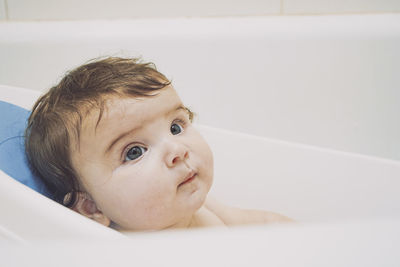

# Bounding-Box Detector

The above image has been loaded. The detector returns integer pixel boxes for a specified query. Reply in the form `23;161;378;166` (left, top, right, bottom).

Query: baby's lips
178;170;197;187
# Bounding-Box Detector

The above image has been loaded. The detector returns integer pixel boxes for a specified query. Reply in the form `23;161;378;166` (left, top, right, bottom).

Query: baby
25;57;292;232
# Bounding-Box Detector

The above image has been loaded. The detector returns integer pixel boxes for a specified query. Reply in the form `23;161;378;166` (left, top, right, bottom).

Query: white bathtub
1;14;400;266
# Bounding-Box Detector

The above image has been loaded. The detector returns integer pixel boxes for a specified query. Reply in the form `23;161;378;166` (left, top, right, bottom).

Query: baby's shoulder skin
203;195;294;226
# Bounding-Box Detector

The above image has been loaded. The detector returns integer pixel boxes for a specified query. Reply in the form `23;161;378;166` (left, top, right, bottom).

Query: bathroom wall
0;0;7;20
1;0;400;21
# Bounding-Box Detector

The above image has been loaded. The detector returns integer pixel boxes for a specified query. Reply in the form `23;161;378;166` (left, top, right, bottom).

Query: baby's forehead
83;87;181;132
83;95;151;130
100;94;149;114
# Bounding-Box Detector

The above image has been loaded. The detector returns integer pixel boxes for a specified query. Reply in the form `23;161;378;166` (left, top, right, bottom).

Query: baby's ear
72;192;111;227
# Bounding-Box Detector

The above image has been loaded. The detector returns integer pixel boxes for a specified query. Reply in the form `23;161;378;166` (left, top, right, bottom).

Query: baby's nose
165;142;189;167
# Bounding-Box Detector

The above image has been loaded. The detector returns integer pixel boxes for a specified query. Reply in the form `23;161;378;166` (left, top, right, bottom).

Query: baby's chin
110;180;212;232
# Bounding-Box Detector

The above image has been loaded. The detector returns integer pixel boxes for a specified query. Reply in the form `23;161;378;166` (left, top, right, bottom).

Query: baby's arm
204;196;294;226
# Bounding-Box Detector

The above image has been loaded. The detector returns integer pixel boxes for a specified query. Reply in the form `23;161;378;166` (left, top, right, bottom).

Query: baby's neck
115;205;226;232
185;205;226;229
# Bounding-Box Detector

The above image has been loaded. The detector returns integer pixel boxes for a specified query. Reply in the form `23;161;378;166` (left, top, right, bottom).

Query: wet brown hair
25;57;171;207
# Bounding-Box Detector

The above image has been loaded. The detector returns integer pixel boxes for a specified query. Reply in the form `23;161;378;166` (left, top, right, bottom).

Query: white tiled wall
284;0;400;14
6;0;280;20
4;0;400;21
3;0;400;20
0;0;6;20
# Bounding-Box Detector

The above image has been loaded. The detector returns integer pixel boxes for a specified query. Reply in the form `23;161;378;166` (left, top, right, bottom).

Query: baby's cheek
197;137;214;164
110;164;169;204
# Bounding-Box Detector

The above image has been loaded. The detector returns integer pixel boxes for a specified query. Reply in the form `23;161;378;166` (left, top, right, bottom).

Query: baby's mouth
178;171;197;187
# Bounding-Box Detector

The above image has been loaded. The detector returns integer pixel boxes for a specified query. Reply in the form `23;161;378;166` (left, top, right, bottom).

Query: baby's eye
125;146;147;161
170;123;183;135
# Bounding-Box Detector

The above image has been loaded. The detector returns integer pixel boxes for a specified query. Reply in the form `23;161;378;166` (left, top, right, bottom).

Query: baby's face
71;85;213;231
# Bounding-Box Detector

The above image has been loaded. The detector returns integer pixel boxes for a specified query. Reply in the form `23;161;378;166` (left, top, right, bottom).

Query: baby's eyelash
121;143;147;163
172;111;193;128
173;118;187;126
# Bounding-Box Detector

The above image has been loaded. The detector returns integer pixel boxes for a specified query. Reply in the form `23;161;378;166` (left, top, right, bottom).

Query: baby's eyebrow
105;124;142;155
168;104;188;116
170;105;194;122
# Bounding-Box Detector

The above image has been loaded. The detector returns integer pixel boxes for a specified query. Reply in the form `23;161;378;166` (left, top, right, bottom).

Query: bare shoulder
204;195;294;226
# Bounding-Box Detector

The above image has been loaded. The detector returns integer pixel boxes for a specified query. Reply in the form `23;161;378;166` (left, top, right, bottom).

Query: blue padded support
0;100;52;198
